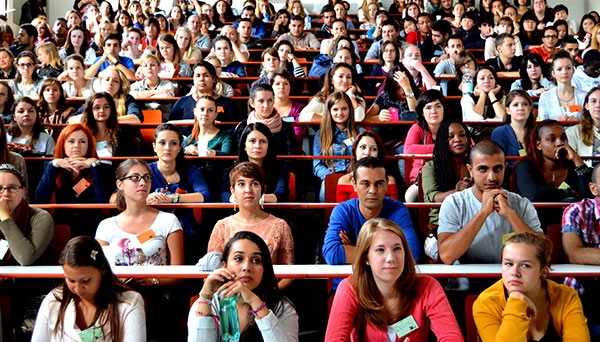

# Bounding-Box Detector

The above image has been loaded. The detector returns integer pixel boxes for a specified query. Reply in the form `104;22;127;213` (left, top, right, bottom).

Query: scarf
1;199;32;265
247;110;282;134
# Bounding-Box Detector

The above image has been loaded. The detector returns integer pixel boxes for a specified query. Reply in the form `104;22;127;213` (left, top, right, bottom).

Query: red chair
288;172;296;202
141;109;162;147
465;294;480;342
47;224;72;264
547;223;565;264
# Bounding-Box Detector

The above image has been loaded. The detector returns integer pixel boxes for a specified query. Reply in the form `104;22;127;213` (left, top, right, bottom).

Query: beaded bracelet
249;301;267;316
197;300;210;306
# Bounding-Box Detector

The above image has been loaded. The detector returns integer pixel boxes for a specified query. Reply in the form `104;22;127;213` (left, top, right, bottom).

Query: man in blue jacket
323;157;421;290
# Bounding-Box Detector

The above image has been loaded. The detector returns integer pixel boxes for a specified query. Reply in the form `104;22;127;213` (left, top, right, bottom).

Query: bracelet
347;93;356;99
170;193;180;203
197;300;210;306
152;278;159;287
575;164;591;176
196;311;216;318
490;99;500;105
199;291;213;301
249;301;266;315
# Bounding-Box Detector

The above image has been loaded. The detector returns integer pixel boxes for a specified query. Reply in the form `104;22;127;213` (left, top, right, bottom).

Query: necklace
558;91;574;105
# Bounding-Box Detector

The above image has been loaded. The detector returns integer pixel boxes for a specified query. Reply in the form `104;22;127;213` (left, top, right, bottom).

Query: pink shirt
404;124;435;183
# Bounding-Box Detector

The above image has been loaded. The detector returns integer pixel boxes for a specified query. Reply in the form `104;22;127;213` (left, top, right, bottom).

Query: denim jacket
313;126;363;180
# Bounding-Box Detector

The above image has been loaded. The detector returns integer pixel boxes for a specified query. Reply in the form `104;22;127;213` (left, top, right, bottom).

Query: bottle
462;68;473;95
219;291;240;341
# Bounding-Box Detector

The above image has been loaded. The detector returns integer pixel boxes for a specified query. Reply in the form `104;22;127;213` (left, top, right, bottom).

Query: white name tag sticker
391;315;419;338
0;239;9;260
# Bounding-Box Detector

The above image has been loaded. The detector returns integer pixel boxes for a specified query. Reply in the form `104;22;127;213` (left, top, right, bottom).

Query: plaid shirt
561;197;600;293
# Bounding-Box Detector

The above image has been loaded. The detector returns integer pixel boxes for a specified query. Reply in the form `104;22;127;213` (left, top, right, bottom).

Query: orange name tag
568;105;581;113
137;229;156;244
217;106;224;113
72;178;91;196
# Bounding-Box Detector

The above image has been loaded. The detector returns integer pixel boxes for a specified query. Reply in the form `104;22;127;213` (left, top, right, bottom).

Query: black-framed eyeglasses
0;185;23;193
120;174;153;183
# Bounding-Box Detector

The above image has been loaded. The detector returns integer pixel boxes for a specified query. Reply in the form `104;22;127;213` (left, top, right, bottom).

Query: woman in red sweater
325;218;463;341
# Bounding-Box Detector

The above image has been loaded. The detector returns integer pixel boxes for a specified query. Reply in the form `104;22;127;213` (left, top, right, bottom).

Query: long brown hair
315;63;362;103
188;94;217;143
351;218;418;328
81;92;120;150
319;91;359;170
579;87;600;147
54;236;131;342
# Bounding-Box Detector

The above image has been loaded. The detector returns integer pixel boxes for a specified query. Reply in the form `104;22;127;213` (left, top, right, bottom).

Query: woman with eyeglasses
9;51;42;100
96;158;184;341
35;124;113;236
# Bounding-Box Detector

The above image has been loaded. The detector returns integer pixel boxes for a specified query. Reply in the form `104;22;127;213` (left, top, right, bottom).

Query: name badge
343;138;353;146
518;149;527;157
96;141;107;150
558;181;570;190
391;315;419;338
72;178;91;196
137;229;157;244
568;105;581;113
79;326;104;342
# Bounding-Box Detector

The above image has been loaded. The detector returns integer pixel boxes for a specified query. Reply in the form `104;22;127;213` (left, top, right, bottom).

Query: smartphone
389;108;399;121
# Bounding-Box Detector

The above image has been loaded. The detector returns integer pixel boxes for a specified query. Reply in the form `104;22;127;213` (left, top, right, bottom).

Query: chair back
47;224;72;264
141;109;163;146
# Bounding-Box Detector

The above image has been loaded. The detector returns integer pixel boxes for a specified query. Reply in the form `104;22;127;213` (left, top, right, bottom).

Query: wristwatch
114;60;121;66
406;92;415;98
91;159;101;167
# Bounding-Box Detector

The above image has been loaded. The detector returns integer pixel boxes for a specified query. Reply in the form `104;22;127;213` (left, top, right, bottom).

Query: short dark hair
583;49;600;65
104;33;122;44
238;17;252;25
353;156;386;182
242;5;255;12
495;33;514;48
469;140;505;164
558;35;579;47
381;19;399;31
431;20;452;36
290;15;304;23
554;4;568;14
20;24;37;42
447;34;464;44
542;25;558;36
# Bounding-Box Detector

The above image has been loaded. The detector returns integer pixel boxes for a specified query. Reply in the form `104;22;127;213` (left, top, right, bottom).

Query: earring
366;261;370;266
233;202;237;212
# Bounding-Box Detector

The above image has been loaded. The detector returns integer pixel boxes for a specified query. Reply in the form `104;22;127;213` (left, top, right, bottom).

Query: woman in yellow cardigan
473;232;590;342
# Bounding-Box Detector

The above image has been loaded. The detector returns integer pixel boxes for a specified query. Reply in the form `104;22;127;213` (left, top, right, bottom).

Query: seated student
60;54;98;99
320;19;360;58
0;48;16;79
80;92;142;158
7;97;55;156
96;158;184;341
208;162;294;289
35;125;113;236
401;44;438;90
84;33;135;79
10;51;43;100
473;233;590;341
363;19;402;63
406;12;432;48
121;27;145;63
273;40;306;78
189;231;298;340
572;49;600;92
72;66;143;124
422;120;472;232
491;90;536;166
170;62;237;123
566;87;600;167
0;81;14;123
519;119;595;203
510;53;555;97
484;33;522;72
210;36;246;78
323;157;420;291
237;18;263;49
0;163;52;266
275;15;320;50
310;38;363;78
420;19;452;62
433;34;465;95
270;70;306;150
366;65;419;121
234;84;298;158
518;11;542;49
219;25;250;64
538;51;587;121
529;26;560;63
130;54;175;119
456;11;478;40
336;131;398;202
438;140;542;266
326;218;463;341
562;162;600;337
461;66;506;121
466;15;495;49
155;33;192;78
484;16;523;61
32;236;146;342
34;42;63;79
271;9;291;38
300;63;366;123
312;91;364;201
